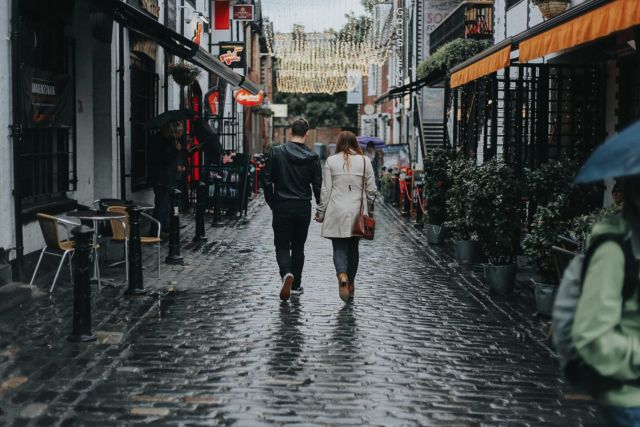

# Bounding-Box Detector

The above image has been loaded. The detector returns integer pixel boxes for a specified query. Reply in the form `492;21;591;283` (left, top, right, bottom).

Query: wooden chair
106;206;162;279
29;213;79;293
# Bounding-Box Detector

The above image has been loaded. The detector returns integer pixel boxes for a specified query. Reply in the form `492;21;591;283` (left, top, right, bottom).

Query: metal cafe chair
29;213;80;293
106;206;162;279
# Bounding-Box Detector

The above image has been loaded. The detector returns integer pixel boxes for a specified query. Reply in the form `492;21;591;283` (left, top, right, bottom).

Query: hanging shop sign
205;89;220;115
192;21;204;45
219;42;246;68
232;4;254;21
270;104;288;118
214;0;231;30
235;89;263;107
21;66;73;128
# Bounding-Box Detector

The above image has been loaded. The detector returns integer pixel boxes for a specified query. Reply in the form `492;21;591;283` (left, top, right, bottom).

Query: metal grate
19;127;77;207
130;56;159;192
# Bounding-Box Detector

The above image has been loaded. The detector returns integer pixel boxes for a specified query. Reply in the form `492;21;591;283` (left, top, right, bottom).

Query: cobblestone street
1;201;602;426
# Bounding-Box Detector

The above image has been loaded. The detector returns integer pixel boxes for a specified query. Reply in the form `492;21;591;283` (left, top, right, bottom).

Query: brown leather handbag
352;156;376;240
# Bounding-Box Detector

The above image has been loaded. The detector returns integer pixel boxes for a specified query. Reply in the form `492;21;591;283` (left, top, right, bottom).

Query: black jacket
148;133;186;188
262;142;322;207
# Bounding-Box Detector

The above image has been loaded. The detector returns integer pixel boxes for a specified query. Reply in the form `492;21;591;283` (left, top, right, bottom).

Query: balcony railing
430;1;494;55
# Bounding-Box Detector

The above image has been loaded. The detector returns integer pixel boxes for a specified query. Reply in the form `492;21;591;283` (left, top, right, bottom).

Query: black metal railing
430;1;494;55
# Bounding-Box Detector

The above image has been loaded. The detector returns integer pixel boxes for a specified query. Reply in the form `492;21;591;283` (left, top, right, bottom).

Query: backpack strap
581;233;639;302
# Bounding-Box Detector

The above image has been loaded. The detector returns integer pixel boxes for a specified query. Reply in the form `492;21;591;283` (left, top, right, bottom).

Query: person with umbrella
570;120;640;426
148;118;188;238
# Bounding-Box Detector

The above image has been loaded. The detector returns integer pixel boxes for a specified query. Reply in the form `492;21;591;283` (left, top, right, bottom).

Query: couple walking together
263;119;378;302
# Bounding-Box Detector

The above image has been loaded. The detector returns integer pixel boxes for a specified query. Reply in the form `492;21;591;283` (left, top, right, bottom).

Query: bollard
193;181;208;242
125;205;147;295
68;225;97;342
211;176;223;228
166;188;184;265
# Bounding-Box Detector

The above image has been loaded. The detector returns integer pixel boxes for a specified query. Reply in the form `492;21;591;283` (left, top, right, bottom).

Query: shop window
506;0;524;10
130;56;159;192
17;17;77;213
617;56;640;131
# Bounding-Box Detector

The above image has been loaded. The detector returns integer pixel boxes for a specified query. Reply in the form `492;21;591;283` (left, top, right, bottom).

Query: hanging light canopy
263;1;397;94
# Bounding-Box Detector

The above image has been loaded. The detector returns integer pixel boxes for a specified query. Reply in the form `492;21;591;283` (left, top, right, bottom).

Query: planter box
455;240;480;265
484;263;517;295
533;280;556;317
426;224;445;245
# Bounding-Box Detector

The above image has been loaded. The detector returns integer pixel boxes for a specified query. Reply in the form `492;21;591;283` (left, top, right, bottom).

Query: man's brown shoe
338;272;349;302
280;273;294;301
348;282;355;300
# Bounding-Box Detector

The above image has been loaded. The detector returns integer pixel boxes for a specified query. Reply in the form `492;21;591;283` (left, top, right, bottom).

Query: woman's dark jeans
331;237;361;283
602;406;640;427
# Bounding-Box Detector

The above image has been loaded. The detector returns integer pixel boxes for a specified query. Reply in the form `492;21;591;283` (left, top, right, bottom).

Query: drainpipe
118;24;126;200
164;0;169;111
179;0;185;110
10;0;24;281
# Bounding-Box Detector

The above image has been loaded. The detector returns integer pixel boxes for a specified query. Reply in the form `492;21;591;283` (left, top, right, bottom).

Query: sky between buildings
262;0;367;33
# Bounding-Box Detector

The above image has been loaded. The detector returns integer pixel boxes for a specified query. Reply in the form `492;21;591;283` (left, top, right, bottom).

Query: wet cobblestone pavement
0;200;603;426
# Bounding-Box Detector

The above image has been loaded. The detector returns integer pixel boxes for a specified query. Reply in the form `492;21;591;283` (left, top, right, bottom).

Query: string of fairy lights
262;0;397;94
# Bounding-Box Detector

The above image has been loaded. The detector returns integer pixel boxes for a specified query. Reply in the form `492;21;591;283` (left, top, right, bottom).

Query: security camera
185;17;193;25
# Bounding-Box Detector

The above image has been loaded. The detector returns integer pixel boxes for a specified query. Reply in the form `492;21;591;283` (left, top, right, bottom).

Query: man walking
262;118;322;301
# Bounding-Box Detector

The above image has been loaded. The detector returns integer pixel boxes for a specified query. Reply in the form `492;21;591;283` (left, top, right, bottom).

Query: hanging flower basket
169;63;201;86
534;0;569;20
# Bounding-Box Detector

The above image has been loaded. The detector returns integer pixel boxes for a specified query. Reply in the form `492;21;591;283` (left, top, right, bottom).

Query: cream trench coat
316;152;378;239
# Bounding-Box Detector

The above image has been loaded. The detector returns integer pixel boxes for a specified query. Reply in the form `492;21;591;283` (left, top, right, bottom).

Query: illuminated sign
235;89;263;107
218;42;246;68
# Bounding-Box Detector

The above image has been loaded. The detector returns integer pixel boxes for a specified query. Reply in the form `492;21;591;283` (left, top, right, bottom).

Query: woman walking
315;131;378;302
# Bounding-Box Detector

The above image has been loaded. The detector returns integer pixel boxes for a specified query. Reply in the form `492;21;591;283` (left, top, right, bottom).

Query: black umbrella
144;109;197;130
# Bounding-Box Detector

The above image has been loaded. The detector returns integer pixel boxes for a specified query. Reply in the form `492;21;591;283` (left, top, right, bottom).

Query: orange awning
520;0;640;62
450;46;511;88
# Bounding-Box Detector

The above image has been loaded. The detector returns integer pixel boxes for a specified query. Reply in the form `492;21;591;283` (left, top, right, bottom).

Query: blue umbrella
357;136;385;149
575;120;640;184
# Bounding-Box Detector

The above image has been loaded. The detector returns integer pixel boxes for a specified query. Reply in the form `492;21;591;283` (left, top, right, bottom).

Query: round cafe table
99;200;154;295
67;210;127;289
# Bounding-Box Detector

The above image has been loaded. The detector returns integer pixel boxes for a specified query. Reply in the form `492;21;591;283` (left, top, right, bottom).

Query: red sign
206;90;220;115
235;89;263;106
219;43;245;68
214;0;230;30
232;4;254;21
191;22;203;45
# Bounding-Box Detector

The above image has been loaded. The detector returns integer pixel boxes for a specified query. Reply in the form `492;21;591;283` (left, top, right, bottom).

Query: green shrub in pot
444;157;482;263
475;160;522;295
423;149;455;243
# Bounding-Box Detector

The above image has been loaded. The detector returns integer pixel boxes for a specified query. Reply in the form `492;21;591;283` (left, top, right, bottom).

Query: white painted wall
0;0;14;254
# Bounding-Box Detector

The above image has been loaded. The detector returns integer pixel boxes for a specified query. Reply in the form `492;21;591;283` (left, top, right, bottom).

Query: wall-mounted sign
21;66;72;128
214;0;231;30
270;104;288;118
218;42;246;68
192;21;203;45
235;89;263;107
205;89;220;115
232;4;254;21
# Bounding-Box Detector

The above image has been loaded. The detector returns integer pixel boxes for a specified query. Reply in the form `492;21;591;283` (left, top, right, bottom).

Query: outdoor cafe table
67;210;127;289
100;200;154;295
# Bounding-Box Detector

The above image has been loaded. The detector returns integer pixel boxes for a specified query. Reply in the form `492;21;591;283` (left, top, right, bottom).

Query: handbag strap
359;156;366;215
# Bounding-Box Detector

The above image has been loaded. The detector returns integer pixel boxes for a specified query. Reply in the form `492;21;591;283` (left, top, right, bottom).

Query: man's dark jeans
272;202;311;289
152;185;171;235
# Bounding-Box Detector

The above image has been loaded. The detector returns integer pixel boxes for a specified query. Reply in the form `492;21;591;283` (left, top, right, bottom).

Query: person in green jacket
573;174;640;426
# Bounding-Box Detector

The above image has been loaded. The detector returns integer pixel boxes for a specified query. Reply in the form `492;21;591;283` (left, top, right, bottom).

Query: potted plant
169;62;201;86
423;149;454;244
475;160;522;295
532;0;570;20
445;157;481;264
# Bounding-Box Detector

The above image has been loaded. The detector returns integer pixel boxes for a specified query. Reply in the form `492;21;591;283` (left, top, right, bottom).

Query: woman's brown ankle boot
348;282;355;300
337;272;349;302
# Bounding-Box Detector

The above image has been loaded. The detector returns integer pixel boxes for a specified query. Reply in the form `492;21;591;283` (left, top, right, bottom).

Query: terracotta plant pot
536;0;569;19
